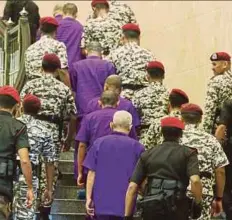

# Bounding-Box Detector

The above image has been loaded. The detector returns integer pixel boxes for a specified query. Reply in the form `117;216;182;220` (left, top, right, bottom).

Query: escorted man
82;0;121;56
181;103;229;220
53;4;63;22
0;86;33;219
70;41;115;118
215;100;232;219
25;16;68;80
125;117;203;220
203;52;232;134
14;94;55;220
56;3;84;68
84;111;144;220
143;88;189;148
107;23;154;100
86;75;140;128
21;54;76;219
132;61;169;143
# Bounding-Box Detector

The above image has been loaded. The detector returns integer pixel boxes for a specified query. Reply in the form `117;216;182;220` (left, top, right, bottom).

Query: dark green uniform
0;110;29;217
131;141;200;220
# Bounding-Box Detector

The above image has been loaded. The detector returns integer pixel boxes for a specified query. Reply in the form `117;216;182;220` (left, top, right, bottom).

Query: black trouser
142;198;189;220
96;215;123;220
223;189;232;220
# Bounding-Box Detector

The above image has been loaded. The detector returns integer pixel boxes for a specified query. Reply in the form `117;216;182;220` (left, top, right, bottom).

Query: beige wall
1;1;231;108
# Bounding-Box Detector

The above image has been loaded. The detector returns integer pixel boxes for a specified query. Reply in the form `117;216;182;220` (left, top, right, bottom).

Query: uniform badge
211;53;217;60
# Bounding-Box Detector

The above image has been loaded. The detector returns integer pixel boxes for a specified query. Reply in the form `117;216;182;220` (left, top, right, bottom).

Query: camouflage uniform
14;115;56;220
132;81;169;144
203;71;232;134
87;0;136;25
106;42;155;100
81;15;122;55
143;110;181;149
25;35;68;80
20;74;76;210
181;124;229;220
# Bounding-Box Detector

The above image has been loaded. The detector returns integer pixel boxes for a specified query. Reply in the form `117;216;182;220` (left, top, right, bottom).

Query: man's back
83;132;144;216
71;57;115;116
56;17;83;67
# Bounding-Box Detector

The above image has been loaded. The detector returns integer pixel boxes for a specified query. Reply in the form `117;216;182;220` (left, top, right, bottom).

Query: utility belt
140;124;151;129
34;114;63;140
123;84;146;91
200;171;212;179
138;178;187;216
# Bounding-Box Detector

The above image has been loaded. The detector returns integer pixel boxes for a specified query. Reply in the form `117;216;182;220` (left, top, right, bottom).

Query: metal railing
0;8;31;91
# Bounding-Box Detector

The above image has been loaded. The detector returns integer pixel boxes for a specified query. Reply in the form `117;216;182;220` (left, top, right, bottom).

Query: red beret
210;52;231;62
161;117;185;130
170;89;189;101
91;0;109;7
181;103;203;115
122;23;140;34
40;17;59;26
147;61;165;72
23;94;41;110
43;53;61;69
0;86;20;103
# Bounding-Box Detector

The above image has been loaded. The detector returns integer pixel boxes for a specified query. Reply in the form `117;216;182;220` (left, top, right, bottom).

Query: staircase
51;150;141;220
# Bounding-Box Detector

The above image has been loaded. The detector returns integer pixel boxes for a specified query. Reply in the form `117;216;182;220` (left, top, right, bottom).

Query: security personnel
124;117;203;220
0;86;34;219
203;52;232;134
106;23;155;100
181;103;229;220
143;88;189;148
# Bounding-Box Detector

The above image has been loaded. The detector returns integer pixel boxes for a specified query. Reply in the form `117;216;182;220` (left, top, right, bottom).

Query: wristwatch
215;197;223;201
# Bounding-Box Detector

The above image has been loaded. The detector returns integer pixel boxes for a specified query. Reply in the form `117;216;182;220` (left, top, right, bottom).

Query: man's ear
110;122;114;130
98;100;103;108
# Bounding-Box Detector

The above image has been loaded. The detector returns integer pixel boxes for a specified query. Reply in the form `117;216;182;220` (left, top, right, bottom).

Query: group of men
1;0;232;220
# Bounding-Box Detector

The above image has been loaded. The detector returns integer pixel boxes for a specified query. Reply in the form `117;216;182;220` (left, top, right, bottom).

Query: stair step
59;151;74;161
51;213;85;220
55;186;78;199
59;160;74;174
51;199;85;213
58;173;76;186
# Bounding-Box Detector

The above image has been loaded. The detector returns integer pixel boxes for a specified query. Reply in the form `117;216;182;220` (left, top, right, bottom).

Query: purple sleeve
83;141;99;171
108;62;116;75
69;64;77;92
75;116;89;143
128;102;140;127
129;126;138;140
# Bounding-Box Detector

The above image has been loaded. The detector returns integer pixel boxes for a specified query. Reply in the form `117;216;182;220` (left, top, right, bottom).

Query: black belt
34;115;61;125
123;84;146;91
200;171;212;179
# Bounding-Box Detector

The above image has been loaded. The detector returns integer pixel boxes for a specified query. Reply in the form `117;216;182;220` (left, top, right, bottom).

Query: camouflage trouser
13;175;38;220
190;195;213;220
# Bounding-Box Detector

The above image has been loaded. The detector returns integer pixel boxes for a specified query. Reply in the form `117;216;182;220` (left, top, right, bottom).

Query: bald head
104;75;122;95
53;4;63;17
86;41;102;54
100;90;118;108
111;111;132;134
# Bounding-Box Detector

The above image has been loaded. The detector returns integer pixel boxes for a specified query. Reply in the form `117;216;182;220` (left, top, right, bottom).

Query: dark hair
40;23;57;34
181;113;202;124
147;68;165;79
169;93;189;108
42;60;59;73
94;3;109;10
123;30;140;39
161;127;183;141
0;95;17;109
23;103;40;115
100;91;118;106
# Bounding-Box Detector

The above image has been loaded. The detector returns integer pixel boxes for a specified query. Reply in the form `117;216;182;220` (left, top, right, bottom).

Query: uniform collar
112;131;128;136
0;110;12;117
150;81;163;86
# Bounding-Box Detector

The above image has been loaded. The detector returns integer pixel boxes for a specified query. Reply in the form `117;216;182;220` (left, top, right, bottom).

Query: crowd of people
0;0;232;220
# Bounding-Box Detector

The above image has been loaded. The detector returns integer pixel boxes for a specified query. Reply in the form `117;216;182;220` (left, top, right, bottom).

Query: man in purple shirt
56;3;84;69
70;41;116;118
84;111;144;220
53;4;63;22
86;75;140;128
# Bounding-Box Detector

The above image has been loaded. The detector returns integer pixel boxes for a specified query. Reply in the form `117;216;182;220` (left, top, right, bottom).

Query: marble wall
1;1;231;108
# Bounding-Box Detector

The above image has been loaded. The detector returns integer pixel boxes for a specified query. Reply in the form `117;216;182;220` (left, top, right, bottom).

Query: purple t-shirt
56;17;83;68
70;56;116;117
83;131;144;216
86;96;140;127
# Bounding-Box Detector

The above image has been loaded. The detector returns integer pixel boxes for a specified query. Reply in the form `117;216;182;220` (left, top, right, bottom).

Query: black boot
39;206;51;220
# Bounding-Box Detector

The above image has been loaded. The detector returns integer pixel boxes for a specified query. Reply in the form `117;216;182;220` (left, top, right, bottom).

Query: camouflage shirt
25;35;68;80
18;115;56;164
181;124;229;196
143;110;181;149
87;0;136;26
203;71;232;134
106;42;155;86
81;15;122;54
